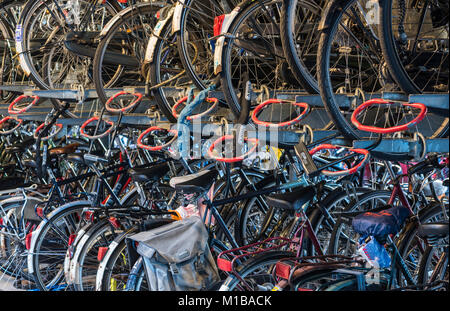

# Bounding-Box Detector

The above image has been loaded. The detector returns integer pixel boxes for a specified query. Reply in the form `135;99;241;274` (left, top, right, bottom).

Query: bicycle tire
317;0;449;139
417;245;448;289
327;190;392;256
148;15;181;123
92;2;164;105
219;250;296;291
28;200;92;291
378;0;449;95
395;202;449;287
280;0;322;94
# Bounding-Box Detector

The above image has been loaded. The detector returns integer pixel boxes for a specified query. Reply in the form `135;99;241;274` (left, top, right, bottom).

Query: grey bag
128;216;220;291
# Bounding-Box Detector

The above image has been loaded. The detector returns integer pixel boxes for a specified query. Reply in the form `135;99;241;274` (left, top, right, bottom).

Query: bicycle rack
0;83;448;155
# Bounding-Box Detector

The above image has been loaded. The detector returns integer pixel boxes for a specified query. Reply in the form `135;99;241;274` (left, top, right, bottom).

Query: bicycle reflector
251;100;310;128
104;91;143;114
172;96;219;120
80;117;115;140
351;98;427;134
0;116;23;135
25;232;33;250
8;95;40;115
97;247;109;262
136;126;178;151
207;134;259;163
309;144;369;176
214;15;226;37
34;122;63;141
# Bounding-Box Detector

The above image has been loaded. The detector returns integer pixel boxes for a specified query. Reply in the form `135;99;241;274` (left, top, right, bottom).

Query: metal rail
1;85;448;156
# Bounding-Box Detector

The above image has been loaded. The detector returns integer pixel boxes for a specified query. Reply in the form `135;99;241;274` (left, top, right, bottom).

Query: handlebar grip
84;154;109;164
408;154;440;175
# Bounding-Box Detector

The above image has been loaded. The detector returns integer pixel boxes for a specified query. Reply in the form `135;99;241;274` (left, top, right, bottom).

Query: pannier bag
127;216;220;291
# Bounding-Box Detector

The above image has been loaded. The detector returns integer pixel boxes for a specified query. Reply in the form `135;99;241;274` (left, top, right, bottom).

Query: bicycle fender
317;0;349;32
14;0;35;77
99;2;165;38
144;7;175;64
15;24;31;76
64;225;90;285
213;6;241;74
69;219;110;286
172;0;185;33
95;227;137;290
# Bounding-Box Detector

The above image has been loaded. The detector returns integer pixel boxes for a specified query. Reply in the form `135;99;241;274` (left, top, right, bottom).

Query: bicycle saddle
266;186;316;212
352;206;411;240
65;153;108;166
49;143;80;156
170;169;218;193
128;163;170;183
417;222;449;240
5;137;35;154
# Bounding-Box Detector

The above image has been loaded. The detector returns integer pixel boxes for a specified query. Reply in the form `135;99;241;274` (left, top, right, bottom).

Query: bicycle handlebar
408;153;445;176
35;102;70;179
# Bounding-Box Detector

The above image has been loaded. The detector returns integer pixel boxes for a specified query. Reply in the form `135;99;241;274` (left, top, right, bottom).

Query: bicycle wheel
212;168;268;246
93;2;164;105
17;0;118;89
71;219;120;291
176;0;236;89
280;0;323;93
307;186;372;255
148;13;191;123
16;0;118;118
220;0;303;118
71;187;145;291
96;218;174;291
378;0;449;94
0;0;27;102
0;202;37;289
317;0;449;139
219;250;296;291
234;177;288;247
124;256;148;291
395;202;448;287
28;201;92;291
418;245;448;290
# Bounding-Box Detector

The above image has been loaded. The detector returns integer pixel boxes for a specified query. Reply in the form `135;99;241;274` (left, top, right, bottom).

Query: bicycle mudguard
69;219;110;286
318;0;351;32
213;0;271;74
213;6;241;74
144;6;174;64
171;0;185;33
